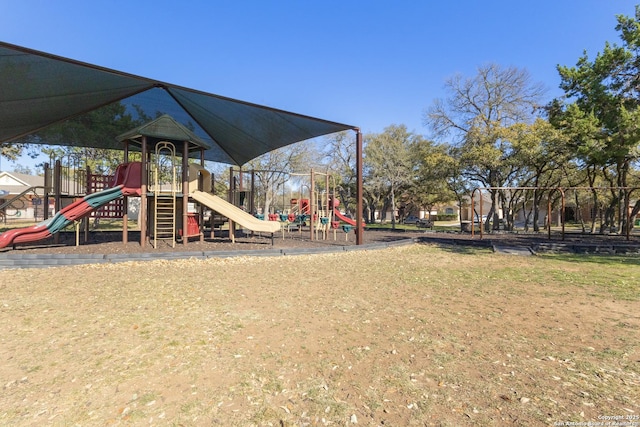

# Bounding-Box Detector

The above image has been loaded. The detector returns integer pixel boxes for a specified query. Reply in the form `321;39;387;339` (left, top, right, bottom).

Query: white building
0;171;47;221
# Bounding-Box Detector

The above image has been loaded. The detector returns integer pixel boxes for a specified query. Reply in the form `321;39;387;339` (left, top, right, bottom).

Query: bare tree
322;131;358;214
246;141;320;214
424;63;546;231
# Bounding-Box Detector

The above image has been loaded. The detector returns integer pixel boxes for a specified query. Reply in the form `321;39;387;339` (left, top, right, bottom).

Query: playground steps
154;193;176;248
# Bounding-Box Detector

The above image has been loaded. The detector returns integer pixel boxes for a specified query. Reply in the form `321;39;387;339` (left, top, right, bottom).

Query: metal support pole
54;159;61;244
84;165;90;243
140;136;148;248
356;129;364;245
123;141;129;244
228;166;235;242
182;141;189;246
310;168;315;241
43;162;50;221
250;170;256;215
325;171;330;240
200;149;205;242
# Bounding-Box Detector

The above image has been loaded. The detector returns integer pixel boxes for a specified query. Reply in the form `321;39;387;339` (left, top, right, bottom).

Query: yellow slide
191;190;281;234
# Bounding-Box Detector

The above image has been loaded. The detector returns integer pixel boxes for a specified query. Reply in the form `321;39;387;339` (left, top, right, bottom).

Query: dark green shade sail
0;41;355;165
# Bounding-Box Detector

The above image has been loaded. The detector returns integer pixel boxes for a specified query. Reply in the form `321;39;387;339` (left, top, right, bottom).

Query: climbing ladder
154;192;176;248
151;142;177;248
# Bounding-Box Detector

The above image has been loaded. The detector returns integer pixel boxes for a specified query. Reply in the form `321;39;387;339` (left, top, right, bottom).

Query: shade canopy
0;41;355;165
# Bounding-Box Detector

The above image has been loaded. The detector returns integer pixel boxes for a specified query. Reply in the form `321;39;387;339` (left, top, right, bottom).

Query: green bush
433;214;457;221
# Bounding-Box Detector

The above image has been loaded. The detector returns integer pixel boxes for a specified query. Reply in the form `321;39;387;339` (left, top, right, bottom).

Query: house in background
429;202;463;220
0;170;48;222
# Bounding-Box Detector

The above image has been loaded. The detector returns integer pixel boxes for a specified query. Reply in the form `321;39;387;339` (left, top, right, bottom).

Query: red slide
331;198;364;226
0;221;53;248
0;162;142;250
0;186;125;249
333;209;358;226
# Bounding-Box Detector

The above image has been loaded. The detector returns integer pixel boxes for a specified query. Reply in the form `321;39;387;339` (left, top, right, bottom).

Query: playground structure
0;155;283;250
0;41;366;247
0;153;364;250
0;114;365;251
0;162;142;249
0;103;370;252
267;169;361;241
205;166;362;241
0;115;282;250
469;186;640;241
0;154;135;240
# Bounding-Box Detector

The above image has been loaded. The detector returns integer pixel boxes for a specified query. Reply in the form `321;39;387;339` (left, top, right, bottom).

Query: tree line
357;7;640;233
3;8;640;234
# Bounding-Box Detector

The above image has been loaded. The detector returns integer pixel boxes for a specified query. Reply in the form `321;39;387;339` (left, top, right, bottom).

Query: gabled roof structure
0;170;43;195
116;114;211;155
0;41;355;165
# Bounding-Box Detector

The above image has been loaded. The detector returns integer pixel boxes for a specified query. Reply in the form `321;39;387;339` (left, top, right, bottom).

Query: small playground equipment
0;162;142;249
285;169;360;242
216;166;358;242
225;166;304;240
0;153;131;246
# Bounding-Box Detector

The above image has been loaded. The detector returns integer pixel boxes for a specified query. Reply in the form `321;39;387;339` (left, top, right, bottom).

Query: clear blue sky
1;0;638;169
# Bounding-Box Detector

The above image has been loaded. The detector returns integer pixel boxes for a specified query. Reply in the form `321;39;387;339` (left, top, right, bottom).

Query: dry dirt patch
0;243;638;426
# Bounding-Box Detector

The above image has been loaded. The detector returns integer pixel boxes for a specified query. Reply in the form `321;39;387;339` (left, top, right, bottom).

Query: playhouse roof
116;114;212;155
0;42;355;166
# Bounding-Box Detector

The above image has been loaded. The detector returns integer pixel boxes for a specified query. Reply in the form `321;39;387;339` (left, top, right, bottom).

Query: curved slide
191;190;280;234
0;162;141;249
330;198;364;227
333;209;357;226
333;207;365;227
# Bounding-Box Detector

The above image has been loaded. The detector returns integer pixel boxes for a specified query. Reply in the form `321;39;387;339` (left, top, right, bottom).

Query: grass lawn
0;243;638;426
